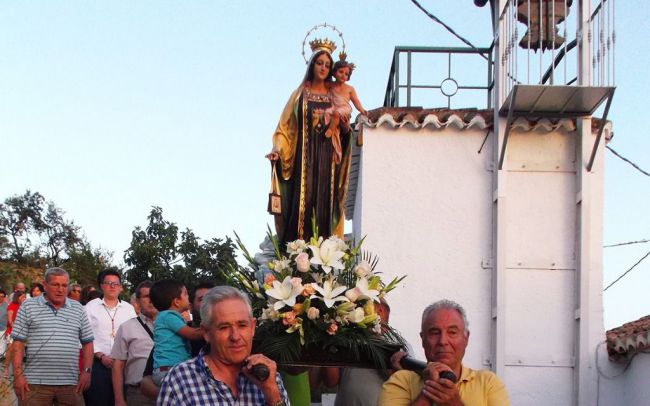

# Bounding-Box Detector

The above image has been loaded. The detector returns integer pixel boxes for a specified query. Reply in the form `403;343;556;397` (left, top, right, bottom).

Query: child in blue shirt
150;279;204;385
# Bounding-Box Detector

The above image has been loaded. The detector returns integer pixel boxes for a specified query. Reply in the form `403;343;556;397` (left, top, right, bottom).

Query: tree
41;202;83;266
0;190;116;289
65;244;117;288
124;207;236;292
0;190;45;262
0;235;11;259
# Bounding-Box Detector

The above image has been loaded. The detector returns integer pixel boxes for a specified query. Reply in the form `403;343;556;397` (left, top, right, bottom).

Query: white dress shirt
85;297;136;355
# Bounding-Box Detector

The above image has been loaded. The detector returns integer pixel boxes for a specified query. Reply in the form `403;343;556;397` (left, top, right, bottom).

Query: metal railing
383;46;494;109
498;0;615;95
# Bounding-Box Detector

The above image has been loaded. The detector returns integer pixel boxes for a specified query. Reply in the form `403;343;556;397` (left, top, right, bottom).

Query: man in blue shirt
157;286;289;406
11;267;94;405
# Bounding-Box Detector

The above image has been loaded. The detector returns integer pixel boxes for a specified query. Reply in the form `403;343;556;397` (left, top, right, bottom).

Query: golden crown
337;51;356;71
309;38;337;54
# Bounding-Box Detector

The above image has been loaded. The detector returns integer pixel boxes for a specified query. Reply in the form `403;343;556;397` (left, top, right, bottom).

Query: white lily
266;276;304;311
309;239;345;274
310;272;324;284
241;279;265;299
345;277;380;303
311;280;348;308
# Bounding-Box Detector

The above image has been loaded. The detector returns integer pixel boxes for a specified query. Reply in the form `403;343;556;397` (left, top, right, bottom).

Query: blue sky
2;1;648;329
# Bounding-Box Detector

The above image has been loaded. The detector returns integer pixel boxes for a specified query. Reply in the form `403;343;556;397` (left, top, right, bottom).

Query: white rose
261;307;279;321
328;235;348;252
287;239;307;255
295;252;310;273
307;307;320;320
345;288;361;303
348;307;366;323
354;261;372;278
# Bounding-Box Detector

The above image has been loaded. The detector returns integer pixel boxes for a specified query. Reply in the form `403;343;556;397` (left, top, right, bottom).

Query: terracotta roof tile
359;108;493;130
606;315;650;362
356;107;611;136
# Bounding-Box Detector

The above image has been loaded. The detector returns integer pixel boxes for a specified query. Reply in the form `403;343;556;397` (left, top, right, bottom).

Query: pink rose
327;322;339;335
291;277;303;288
282;311;297;326
302;283;316;296
264;274;276;285
292;303;304;315
295;252;310;273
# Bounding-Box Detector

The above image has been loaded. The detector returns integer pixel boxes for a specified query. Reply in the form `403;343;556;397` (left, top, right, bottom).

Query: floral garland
228;228;406;368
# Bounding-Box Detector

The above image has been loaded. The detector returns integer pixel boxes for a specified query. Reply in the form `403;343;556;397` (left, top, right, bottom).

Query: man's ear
251;317;257;333
201;324;210;343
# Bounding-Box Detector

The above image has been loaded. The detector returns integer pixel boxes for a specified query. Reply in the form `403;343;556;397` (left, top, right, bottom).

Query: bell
517;0;574;51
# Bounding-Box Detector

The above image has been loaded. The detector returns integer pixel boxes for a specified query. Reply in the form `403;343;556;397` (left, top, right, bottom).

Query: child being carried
150;279;204;386
326;53;367;164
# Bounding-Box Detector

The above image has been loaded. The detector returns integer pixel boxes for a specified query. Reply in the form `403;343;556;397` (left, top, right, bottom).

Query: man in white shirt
84;270;136;406
111;280;157;406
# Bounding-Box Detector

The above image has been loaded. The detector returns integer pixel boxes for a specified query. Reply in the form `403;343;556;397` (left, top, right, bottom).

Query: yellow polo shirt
378;365;510;406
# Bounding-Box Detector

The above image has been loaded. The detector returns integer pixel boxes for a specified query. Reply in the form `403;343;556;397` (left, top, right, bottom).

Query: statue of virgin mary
267;38;352;246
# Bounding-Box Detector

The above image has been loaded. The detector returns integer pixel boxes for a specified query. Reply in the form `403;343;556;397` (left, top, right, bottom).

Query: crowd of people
0;266;510;406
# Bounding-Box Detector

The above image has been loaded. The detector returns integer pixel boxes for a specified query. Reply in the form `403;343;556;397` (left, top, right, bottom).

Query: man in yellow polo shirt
379;299;510;406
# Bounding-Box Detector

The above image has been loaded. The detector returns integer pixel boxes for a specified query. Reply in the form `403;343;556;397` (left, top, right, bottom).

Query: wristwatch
82;367;92;373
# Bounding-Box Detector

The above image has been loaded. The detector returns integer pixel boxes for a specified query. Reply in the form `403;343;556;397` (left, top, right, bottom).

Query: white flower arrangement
228;229;406;368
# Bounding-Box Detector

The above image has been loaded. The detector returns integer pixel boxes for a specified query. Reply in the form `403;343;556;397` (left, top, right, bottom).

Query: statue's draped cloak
272;86;352;244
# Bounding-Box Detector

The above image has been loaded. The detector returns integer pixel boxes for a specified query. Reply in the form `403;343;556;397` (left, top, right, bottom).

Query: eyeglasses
101;282;122;288
72;289;82;293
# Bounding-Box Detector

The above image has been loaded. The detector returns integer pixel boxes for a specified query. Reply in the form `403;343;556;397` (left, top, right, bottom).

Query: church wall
355;124;494;369
353;121;607;405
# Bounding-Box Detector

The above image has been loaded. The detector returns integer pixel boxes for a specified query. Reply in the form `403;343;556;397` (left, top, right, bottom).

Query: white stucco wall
352;121;607;405
598;351;650;405
354;124;494;368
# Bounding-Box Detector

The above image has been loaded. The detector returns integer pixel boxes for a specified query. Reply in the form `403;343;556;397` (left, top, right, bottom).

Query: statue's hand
266;152;279;161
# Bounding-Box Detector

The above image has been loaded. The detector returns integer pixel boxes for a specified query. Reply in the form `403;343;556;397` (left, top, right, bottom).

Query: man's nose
229;328;241;340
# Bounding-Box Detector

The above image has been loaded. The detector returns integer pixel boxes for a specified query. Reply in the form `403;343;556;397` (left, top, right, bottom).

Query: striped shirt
11;295;94;385
157;347;290;406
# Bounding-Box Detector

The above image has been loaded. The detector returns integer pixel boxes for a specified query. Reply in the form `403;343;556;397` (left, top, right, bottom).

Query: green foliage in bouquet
224;222;407;370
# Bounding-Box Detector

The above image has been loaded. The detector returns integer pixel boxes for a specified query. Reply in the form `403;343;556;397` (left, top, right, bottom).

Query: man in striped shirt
11;267;94;406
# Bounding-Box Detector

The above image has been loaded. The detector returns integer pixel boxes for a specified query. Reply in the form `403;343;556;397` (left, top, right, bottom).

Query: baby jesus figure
325;54;367;164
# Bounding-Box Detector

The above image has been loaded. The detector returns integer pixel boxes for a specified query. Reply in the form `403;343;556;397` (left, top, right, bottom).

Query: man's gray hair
44;267;69;283
200;286;253;329
421;299;470;336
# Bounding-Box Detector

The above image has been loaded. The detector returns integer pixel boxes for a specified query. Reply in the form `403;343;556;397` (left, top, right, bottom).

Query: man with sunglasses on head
67;284;82;302
85;270;136;406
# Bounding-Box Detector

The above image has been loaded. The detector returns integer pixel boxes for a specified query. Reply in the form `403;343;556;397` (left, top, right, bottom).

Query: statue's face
312;53;331;81
334;66;351;83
